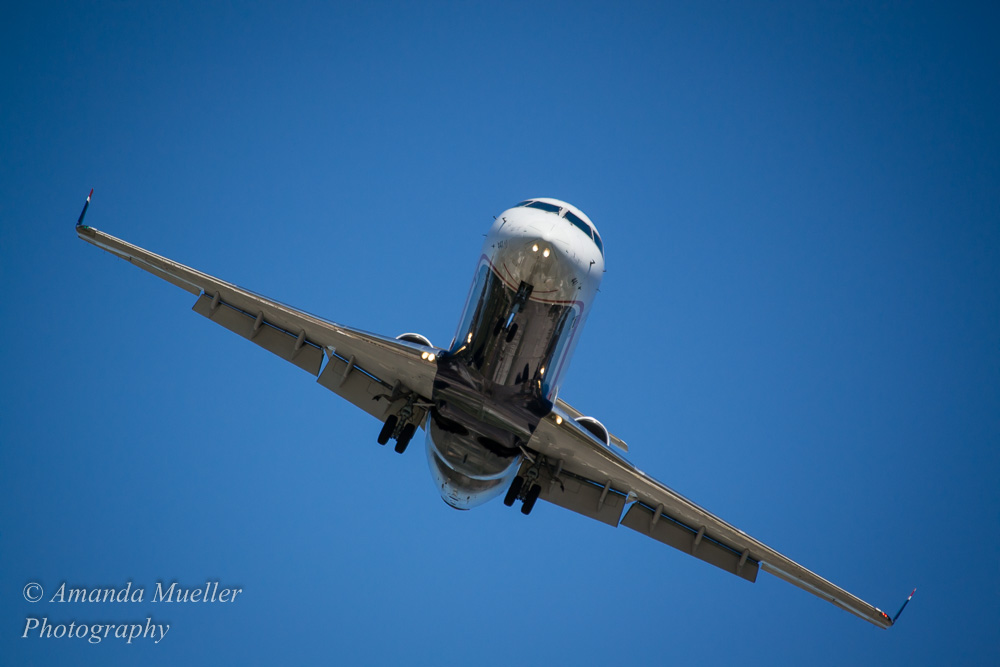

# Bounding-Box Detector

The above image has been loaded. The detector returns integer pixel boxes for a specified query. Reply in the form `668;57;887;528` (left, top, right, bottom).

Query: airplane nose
527;239;553;259
525;219;566;259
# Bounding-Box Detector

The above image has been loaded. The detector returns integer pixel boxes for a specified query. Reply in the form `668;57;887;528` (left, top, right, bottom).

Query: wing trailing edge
525;406;905;629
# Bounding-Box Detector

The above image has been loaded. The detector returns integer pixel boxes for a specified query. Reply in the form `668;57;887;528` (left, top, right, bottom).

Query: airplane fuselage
425;198;605;509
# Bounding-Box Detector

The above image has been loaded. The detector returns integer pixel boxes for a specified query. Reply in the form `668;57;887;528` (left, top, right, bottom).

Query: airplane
75;191;913;629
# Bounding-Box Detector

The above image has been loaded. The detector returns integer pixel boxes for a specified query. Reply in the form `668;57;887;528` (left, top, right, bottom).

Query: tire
503;475;524;507
505;322;518;342
394;422;417;454
520;483;541;515
377;415;398;445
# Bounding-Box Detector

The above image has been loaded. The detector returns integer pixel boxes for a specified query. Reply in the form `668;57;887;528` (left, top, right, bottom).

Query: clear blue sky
2;1;998;664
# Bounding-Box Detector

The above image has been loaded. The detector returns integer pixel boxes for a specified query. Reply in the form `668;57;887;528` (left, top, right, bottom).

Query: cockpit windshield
564;211;591;239
524;200;562;214
516;200;605;258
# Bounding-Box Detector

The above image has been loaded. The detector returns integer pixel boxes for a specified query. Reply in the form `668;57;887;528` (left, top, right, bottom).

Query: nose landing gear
495;281;533;341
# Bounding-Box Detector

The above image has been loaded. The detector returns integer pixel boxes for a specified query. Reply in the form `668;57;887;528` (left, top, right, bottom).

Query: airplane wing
76;222;439;429
522;402;898;629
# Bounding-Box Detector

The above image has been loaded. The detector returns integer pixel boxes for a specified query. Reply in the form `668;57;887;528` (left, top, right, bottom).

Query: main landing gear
377;414;418;453
376;393;427;454
378;415;417;454
503;472;541;515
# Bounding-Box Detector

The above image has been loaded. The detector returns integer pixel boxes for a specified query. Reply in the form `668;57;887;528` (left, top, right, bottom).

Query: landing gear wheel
377;415;398;445
394;422;417;454
503;475;524;507
493;317;504;336
520;483;541;515
505;322;518;343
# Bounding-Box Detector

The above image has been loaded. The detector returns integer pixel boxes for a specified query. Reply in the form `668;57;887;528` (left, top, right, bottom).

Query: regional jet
75;192;914;628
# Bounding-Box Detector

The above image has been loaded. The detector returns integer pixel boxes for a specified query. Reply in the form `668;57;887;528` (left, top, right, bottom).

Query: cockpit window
516;200;605;258
525;200;562;214
564;211;592;239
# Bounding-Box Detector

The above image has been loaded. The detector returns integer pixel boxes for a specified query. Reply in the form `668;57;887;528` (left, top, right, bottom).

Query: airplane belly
425;418;521;510
428;256;576;509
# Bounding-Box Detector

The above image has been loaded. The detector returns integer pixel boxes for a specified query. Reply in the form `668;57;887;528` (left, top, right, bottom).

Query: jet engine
575;416;610;447
395;333;433;347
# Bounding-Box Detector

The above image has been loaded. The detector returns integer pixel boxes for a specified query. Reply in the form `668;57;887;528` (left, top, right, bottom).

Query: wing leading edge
76;221;440;427
522;404;898;629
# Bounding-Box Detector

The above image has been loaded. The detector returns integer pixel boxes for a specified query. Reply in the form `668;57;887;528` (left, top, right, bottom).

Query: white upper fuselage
485;198;604;308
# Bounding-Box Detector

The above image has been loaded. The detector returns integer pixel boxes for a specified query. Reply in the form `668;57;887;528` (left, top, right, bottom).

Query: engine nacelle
395;332;434;348
575;416;610;447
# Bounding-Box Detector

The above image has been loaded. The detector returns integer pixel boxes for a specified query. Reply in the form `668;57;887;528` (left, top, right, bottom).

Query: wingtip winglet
76;188;93;228
891;587;917;625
